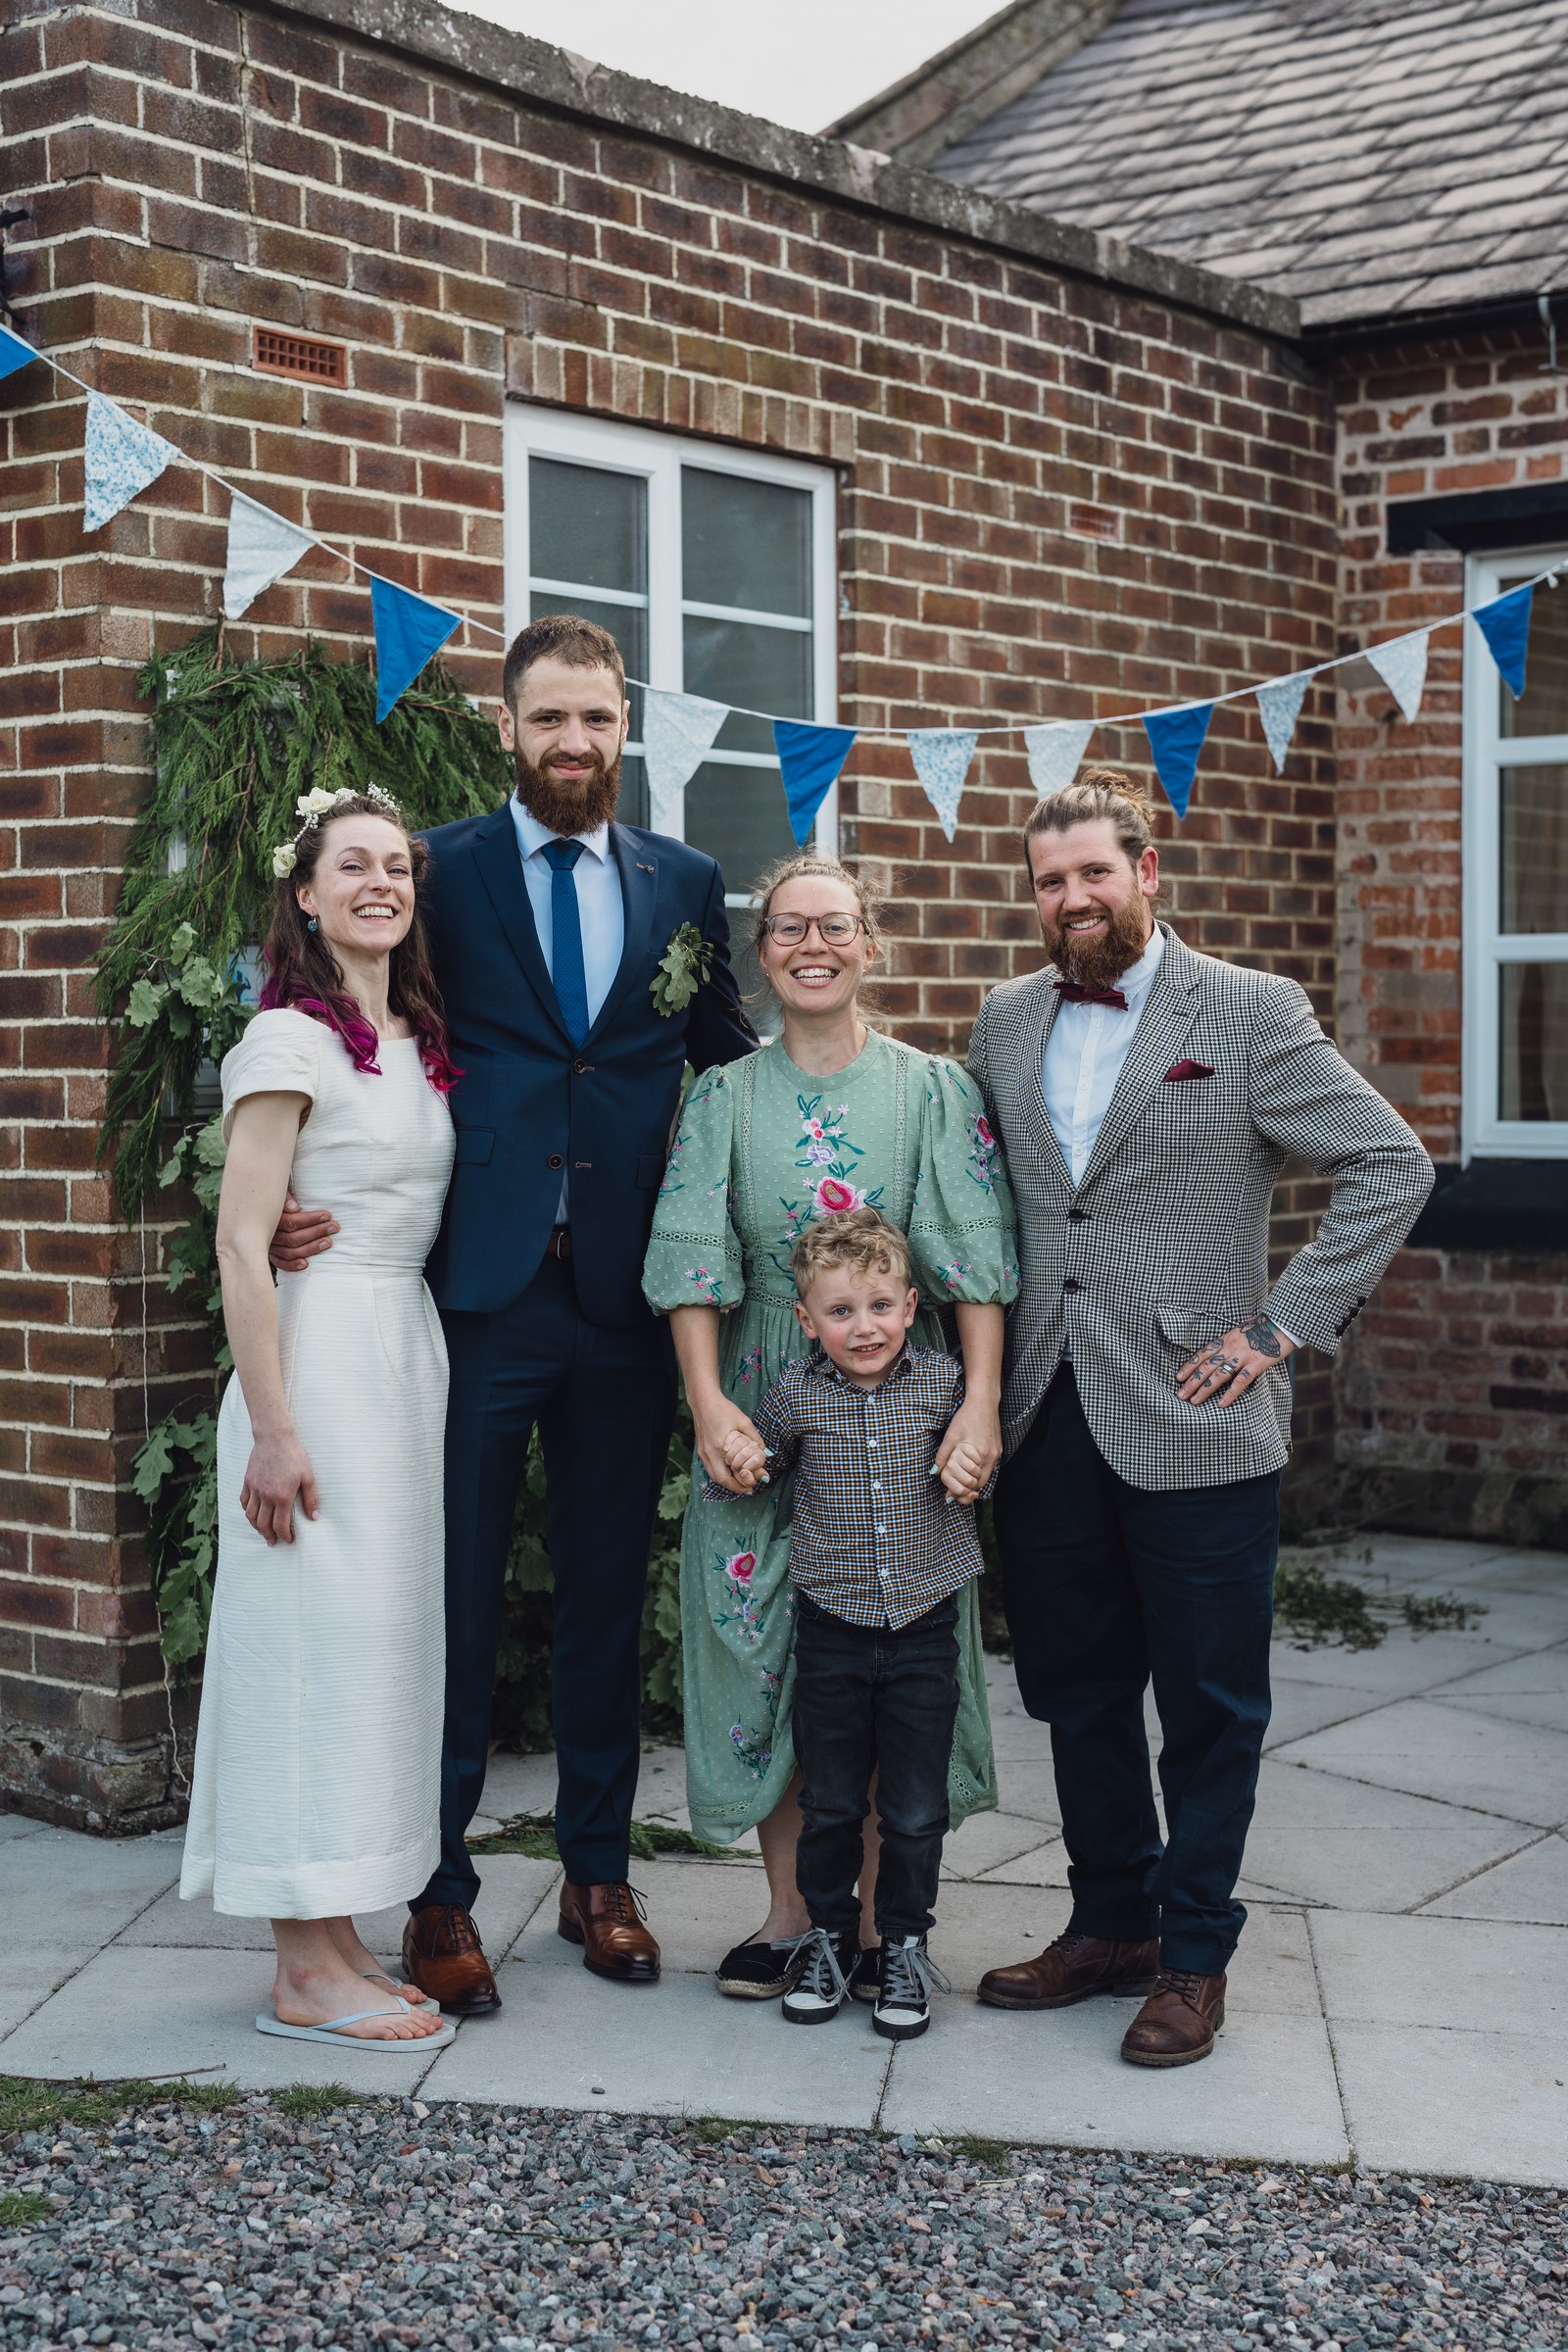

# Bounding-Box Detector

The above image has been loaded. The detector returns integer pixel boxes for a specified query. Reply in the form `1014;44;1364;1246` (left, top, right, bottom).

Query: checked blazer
967;924;1435;1491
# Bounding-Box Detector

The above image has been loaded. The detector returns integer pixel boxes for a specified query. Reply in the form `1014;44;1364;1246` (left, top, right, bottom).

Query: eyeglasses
760;912;868;946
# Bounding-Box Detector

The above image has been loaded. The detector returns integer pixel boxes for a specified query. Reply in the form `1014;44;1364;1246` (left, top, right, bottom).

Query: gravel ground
2;2090;1564;2352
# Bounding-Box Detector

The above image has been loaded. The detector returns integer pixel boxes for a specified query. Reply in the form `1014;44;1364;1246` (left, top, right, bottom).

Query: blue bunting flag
1471;583;1533;700
1142;703;1213;820
0;323;37;382
370;574;462;722
773;720;858;846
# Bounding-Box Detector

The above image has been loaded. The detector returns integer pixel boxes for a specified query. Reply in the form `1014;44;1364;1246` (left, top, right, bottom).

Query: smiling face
1028;815;1159;988
499;654;629;837
295;813;415;964
795;1262;918;1387
756;873;876;1021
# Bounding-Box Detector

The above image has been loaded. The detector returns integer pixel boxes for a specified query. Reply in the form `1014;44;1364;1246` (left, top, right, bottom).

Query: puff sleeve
219;1008;322;1143
641;1063;746;1313
905;1054;1020;1307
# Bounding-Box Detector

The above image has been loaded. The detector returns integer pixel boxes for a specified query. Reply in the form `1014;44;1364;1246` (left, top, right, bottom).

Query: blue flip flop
255;2006;456;2051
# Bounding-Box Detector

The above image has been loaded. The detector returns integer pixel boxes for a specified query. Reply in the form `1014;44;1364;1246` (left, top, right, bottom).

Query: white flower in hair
296;786;345;820
271;843;298;879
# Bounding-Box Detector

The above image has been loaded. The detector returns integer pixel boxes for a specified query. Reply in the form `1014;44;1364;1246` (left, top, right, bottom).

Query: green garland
98;628;689;1735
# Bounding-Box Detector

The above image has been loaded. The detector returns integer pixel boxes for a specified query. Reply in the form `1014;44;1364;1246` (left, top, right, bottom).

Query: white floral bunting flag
1254;669;1314;774
82;391;177;533
1023;720;1096;795
907;728;977;841
643;689;730;830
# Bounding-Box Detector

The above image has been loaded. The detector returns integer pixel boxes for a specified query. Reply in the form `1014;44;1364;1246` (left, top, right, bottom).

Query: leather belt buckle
546;1227;572;1261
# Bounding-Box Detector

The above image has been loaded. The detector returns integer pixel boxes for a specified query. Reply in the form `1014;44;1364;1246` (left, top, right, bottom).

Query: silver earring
307;915;318;933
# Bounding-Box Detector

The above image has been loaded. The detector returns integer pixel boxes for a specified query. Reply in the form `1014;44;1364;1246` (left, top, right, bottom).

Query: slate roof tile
933;0;1568;325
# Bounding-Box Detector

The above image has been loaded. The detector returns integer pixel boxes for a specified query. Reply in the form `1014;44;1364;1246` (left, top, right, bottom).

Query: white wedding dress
180;1008;455;1917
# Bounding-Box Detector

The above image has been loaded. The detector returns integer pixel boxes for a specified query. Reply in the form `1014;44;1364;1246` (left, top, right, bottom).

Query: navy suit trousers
419;1254;676;1906
993;1366;1280;1974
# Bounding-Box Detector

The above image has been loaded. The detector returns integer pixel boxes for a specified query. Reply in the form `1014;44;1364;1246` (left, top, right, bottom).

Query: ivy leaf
126;978;167;1029
131;1419;179;1502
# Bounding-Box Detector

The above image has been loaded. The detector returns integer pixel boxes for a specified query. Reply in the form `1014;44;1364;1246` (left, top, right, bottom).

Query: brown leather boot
402;1904;502;2016
1120;1968;1226;2066
559;1881;662;1984
977;1929;1159;2011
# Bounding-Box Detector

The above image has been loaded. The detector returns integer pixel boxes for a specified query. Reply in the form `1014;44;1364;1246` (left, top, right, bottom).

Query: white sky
442;0;993;135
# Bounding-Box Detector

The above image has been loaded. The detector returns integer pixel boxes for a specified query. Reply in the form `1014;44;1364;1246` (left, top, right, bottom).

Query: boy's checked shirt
707;1347;996;1631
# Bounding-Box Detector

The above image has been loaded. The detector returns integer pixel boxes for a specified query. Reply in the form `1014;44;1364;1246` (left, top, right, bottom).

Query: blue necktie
542;839;589;1046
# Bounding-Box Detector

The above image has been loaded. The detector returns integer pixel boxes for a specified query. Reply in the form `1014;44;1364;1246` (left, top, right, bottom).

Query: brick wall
0;0;1341;1826
1333;327;1568;1544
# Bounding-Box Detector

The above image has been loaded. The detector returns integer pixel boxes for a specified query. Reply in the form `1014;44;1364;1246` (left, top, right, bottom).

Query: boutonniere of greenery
651;921;713;1018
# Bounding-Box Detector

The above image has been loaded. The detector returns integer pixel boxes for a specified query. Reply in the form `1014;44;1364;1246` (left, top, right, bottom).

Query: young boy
720;1207;994;2041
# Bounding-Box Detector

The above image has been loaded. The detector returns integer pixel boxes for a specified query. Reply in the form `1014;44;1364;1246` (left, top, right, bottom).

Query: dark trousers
418;1252;676;1908
993;1367;1279;1976
791;1590;960;1943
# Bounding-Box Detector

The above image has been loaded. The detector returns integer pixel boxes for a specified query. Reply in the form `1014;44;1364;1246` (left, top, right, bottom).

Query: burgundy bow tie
1054;979;1128;1010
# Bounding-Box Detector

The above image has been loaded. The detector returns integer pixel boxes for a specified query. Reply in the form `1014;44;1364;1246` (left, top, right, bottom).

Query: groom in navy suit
275;613;754;2008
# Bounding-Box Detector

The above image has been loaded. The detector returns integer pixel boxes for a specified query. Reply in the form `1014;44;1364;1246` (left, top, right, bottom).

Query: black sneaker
872;1935;950;2041
780;1927;858;2026
714;1937;807;2000
850;1943;881;2003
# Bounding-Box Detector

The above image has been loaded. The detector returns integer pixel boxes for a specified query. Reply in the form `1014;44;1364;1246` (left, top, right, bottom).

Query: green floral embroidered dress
642;1029;1019;1844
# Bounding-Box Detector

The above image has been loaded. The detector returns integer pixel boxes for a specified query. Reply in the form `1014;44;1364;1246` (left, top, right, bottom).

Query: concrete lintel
281;0;1300;345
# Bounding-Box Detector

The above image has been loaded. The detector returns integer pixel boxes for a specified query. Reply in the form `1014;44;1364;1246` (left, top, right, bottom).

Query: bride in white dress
179;787;457;2048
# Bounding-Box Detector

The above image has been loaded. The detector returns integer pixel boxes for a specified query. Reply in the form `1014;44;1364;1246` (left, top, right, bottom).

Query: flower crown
271;783;404;879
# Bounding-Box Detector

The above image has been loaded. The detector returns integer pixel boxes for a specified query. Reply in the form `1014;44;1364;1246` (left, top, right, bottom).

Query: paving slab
118;1856;562;1963
419;1944;891;2128
879;2000;1348;2168
1330;2020;1568;2188
1310;1910;1568;2038
0;1945;450;2091
1272;1698;1568;1830
1426;1641;1568;1735
1260;1680;1391;1747
976;1836;1070;1887
1420;1832;1568;1926
1267;1625;1529;1698
1239;1760;1538;1912
941;1807;1054;1882
0;1815;47;1845
0;1827;182;1957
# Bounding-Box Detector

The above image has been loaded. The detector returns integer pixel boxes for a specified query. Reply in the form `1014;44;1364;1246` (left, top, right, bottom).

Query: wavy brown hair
258;795;459;1095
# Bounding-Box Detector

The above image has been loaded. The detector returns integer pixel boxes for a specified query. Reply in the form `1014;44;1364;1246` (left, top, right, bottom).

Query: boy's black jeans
792;1588;961;1942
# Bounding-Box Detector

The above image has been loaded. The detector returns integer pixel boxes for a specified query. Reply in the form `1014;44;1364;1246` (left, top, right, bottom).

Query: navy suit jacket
419;801;757;1326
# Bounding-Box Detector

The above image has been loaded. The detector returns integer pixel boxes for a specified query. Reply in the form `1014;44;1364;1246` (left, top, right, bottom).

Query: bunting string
0;318;1556;800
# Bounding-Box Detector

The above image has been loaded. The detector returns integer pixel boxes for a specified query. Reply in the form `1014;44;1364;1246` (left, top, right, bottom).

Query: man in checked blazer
966;769;1433;2067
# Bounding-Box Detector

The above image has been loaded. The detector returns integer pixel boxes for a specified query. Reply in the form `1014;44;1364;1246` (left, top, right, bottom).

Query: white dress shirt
1042;924;1166;1185
510;795;625;1219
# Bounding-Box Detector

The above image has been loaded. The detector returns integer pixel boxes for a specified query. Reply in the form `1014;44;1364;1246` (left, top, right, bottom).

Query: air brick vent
253;326;347;385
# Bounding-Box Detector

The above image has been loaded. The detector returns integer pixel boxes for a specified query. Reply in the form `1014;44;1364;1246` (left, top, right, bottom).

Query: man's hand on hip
1177;1312;1296;1408
269;1189;338;1273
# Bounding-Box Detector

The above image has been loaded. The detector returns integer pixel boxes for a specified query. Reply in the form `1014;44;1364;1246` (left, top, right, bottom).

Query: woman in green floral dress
642;857;1018;1997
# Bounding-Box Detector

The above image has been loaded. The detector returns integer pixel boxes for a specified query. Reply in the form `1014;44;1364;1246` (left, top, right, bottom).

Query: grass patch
0;2075;235;2140
0;2192;53;2230
270;2083;362;2122
953;2134;1010;2174
1274;1559;1486;1653
468;1812;739;1862
684;2114;758;2145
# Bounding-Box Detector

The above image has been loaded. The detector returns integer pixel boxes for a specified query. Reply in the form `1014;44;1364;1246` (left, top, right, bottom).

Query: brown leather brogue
402;1903;502;2016
1120;1968;1226;2066
976;1928;1160;2011
558;1880;661;1984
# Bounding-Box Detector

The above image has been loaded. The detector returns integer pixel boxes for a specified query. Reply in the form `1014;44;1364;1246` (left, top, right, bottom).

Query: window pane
526;589;648;829
529;458;645;596
1499;571;1568;738
684;615;812;757
1499;764;1568;933
1499;962;1568;1120
684;760;799;897
683;470;811;617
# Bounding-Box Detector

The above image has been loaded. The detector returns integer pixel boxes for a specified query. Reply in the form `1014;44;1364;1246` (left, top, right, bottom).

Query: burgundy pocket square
1164;1059;1214;1081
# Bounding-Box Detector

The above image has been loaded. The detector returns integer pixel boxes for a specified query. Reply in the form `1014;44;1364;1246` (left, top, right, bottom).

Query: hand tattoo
1245;1313;1283;1359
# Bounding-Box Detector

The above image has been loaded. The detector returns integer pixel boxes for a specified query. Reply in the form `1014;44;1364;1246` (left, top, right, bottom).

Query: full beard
513;741;621;837
1043;886;1152;990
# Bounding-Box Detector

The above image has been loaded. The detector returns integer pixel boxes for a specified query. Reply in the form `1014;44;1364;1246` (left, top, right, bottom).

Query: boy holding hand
717;1207;993;2040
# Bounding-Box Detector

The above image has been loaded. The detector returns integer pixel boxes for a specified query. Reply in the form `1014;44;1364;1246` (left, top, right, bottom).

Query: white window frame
1461;548;1568;1158
503;405;839;900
